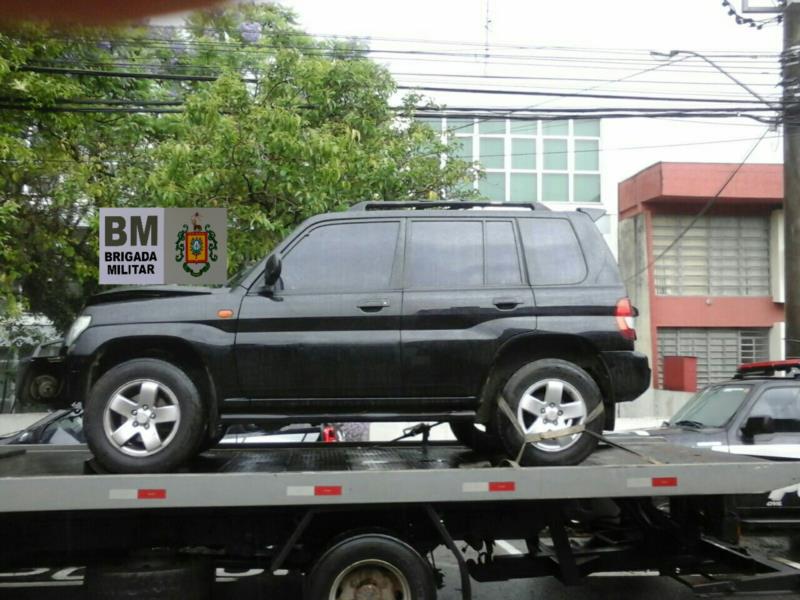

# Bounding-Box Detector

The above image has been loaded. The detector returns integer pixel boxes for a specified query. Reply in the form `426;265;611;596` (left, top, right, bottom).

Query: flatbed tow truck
1;437;800;599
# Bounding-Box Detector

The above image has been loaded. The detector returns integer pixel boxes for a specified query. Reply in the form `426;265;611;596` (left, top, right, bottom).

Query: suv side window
486;221;522;286
519;218;587;285
407;220;483;288
282;221;399;292
748;387;800;431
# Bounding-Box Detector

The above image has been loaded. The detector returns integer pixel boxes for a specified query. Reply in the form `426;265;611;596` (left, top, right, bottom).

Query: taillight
615;298;636;341
322;425;338;443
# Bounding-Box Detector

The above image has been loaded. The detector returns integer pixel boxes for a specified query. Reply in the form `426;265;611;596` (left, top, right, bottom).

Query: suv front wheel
84;358;205;473
496;359;603;466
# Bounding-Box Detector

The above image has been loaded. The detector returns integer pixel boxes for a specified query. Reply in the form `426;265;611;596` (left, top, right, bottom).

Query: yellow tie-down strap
497;395;604;464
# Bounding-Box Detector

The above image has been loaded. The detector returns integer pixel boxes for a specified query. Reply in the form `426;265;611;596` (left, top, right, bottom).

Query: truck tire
84;358;206;473
85;556;212;600
305;534;436;600
449;421;504;455
496;359;602;467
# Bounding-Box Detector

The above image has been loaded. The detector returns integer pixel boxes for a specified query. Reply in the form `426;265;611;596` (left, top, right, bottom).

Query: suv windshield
668;384;752;429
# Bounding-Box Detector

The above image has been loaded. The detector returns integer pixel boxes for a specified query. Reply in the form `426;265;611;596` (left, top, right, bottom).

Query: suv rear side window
407;220;483;288
486;221;522;285
519;218;587;285
282;221;399;291
406;220;522;289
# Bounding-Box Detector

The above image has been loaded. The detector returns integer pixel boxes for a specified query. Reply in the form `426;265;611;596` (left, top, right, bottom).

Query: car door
401;218;534;402
236;219;403;403
728;385;800;515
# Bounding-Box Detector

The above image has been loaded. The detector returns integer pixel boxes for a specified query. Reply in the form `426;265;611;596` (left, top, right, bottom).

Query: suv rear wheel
496;359;602;466
84;358;205;473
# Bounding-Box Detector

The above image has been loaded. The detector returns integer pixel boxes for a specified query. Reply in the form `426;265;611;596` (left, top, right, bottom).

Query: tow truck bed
2;440;800;598
0;441;798;512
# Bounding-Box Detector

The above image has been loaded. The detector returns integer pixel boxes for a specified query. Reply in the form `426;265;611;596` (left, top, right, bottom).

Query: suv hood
86;285;215;306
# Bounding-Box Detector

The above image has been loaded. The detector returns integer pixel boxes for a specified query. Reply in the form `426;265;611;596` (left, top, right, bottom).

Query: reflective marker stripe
462;481;516;493
109;489;166;500
286;485;342;497
652;477;678;487
627;477;678;489
138;489;167;499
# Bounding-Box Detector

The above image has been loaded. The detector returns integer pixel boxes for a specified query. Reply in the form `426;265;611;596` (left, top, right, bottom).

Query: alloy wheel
516;378;587;452
102;379;181;457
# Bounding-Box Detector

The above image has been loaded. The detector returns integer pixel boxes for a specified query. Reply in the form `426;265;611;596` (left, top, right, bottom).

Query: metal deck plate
0;442;798;513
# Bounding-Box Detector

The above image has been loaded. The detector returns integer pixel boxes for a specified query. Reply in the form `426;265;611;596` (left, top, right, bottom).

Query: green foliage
0;5;476;331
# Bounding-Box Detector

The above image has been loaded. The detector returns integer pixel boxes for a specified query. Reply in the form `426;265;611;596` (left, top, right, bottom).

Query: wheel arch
476;333;613;423
87;336;218;437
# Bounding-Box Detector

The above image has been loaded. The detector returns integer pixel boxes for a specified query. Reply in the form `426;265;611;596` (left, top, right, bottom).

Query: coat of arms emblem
175;212;218;277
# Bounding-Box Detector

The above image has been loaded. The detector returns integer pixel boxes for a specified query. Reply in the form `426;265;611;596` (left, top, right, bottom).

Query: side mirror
264;254;282;287
741;415;775;441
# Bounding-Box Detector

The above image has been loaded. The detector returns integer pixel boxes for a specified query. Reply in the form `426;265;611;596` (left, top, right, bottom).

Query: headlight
64;315;92;347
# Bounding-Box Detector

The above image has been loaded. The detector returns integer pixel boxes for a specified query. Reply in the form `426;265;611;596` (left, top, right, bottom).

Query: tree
0;4;477;331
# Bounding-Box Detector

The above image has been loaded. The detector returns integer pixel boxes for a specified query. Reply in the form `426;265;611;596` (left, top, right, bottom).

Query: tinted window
520;218;587;285
407;221;483;288
486;221;522;285
282;221;399;291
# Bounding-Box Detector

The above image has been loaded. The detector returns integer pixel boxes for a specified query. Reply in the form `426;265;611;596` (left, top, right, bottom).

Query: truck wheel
496;359;602;467
449;421;504;454
305;534;436;600
86;555;212;600
84;358;205;473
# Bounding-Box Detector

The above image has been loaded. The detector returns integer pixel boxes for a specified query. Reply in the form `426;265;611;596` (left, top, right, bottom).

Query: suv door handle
492;297;522;310
357;299;390;312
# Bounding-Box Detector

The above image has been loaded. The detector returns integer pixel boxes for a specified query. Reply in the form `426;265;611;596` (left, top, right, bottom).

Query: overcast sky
282;0;781;54
273;1;784;186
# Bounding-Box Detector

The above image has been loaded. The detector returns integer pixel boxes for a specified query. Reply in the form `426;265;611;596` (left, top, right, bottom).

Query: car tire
305;534;436;600
85;555;212;600
84;358;205;473
603;403;616;431
198;424;228;453
449;420;504;455
496;359;602;467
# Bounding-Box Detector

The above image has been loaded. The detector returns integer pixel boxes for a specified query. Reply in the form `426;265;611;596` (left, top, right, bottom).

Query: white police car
615;360;800;526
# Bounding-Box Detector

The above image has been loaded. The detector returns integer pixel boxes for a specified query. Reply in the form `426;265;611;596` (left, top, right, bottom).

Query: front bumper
600;350;651;403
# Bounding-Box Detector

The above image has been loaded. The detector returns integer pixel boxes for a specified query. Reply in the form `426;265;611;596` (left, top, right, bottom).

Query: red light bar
737;359;800;372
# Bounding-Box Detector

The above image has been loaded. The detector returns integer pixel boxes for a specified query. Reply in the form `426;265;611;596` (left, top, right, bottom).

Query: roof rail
347;201;550;212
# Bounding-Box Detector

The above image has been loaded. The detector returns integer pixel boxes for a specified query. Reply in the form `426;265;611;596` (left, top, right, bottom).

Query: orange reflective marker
217;309;234;319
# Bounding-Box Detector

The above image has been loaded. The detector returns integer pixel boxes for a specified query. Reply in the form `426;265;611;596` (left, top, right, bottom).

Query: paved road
2;538;798;600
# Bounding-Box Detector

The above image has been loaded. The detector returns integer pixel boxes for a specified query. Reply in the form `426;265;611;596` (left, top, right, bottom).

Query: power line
20;59;782;102
395;87;779;105
17;33;783;75
14;65;784;107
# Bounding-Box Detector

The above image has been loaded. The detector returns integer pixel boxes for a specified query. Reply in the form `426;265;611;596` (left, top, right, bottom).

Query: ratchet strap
497;395;663;466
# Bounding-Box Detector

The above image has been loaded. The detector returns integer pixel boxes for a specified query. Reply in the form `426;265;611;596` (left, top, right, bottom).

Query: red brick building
618;162;784;397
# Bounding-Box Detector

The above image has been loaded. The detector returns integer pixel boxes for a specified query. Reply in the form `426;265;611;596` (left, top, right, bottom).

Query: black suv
21;201;650;472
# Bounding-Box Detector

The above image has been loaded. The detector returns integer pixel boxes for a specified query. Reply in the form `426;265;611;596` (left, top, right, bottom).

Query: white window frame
441;117;601;204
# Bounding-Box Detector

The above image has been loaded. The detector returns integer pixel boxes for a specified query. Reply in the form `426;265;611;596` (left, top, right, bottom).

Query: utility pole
784;1;800;357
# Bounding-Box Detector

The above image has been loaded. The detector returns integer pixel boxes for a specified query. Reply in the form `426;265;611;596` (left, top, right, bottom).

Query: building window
653;214;770;296
657;327;769;388
435;117;600;203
